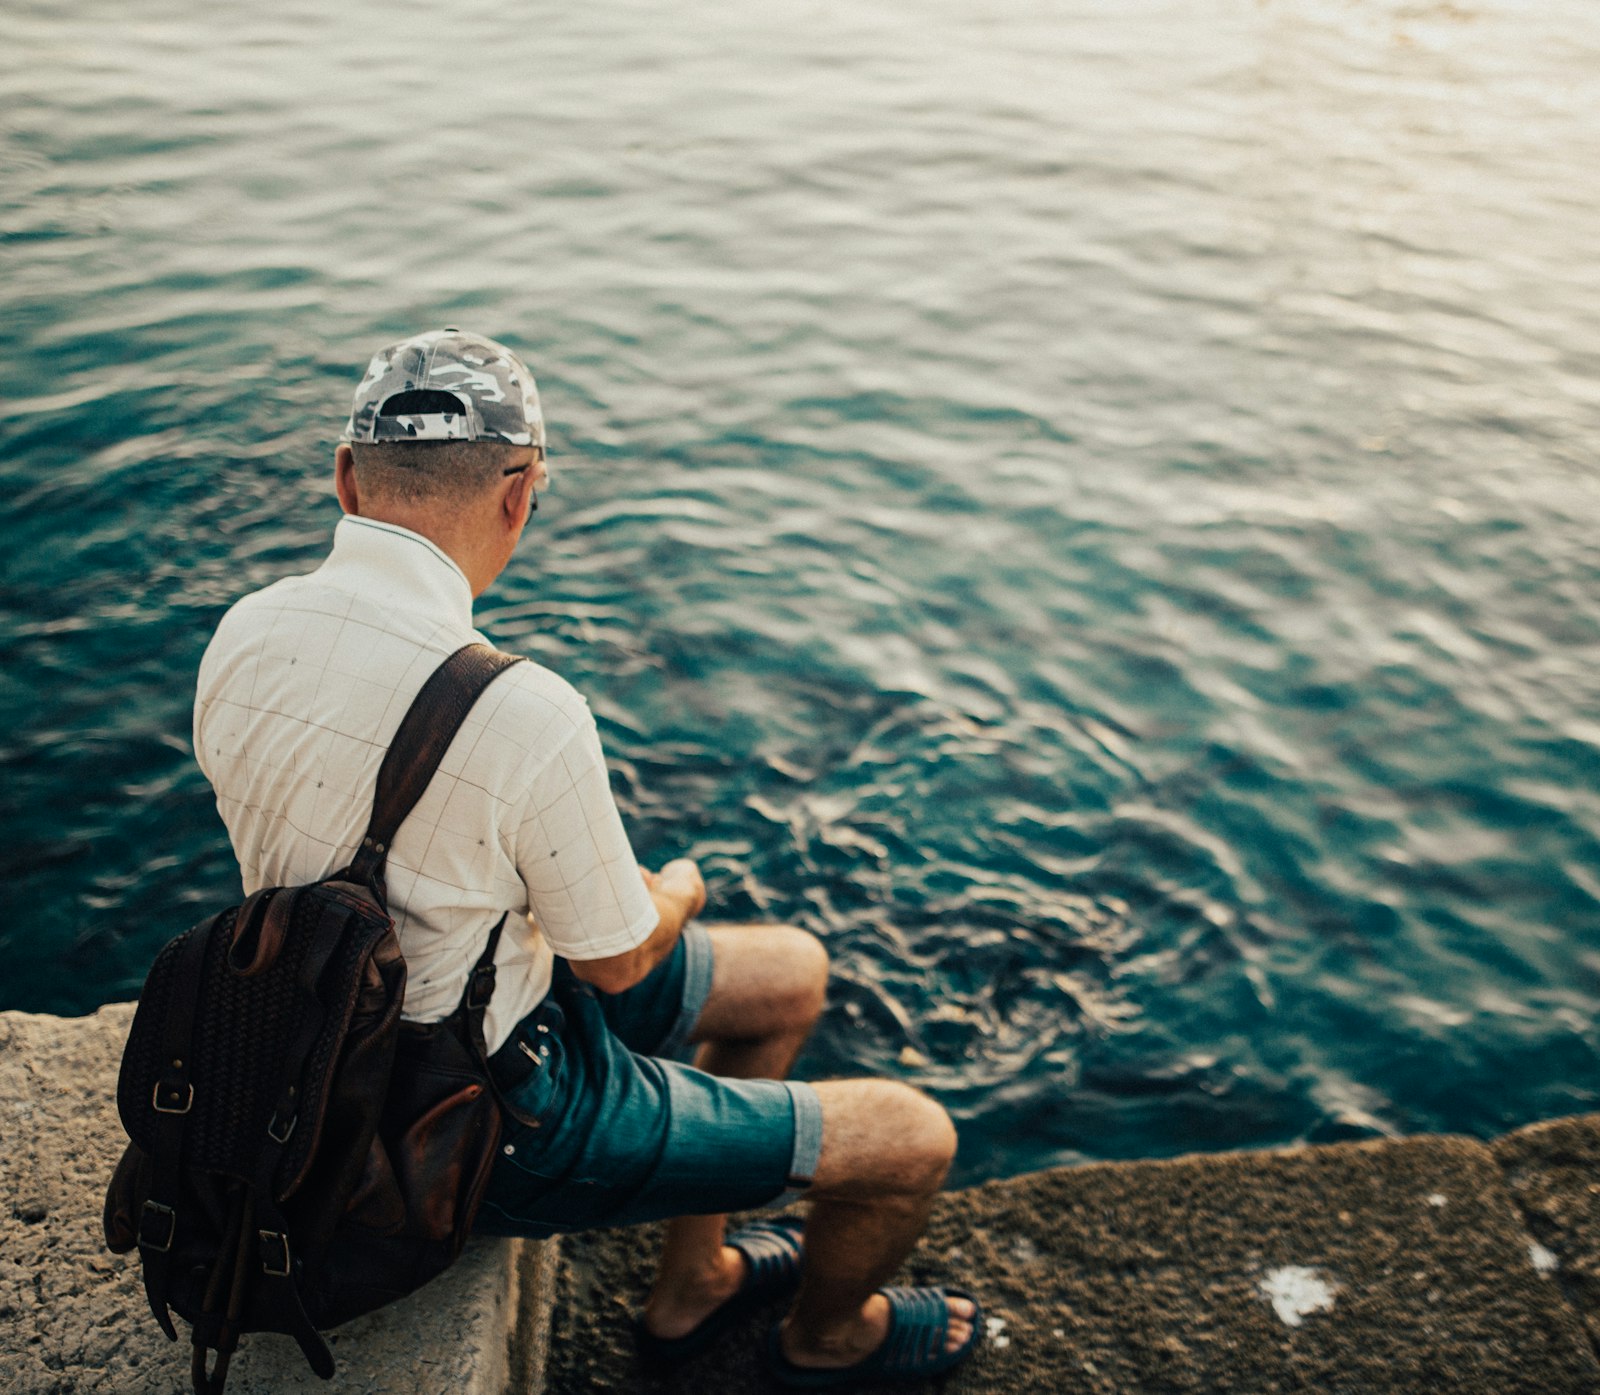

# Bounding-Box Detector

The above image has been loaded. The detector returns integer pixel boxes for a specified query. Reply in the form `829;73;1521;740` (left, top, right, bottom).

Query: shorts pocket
498;1020;567;1130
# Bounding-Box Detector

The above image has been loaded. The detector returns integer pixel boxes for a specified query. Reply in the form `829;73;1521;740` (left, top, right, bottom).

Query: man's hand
646;857;706;922
569;856;706;995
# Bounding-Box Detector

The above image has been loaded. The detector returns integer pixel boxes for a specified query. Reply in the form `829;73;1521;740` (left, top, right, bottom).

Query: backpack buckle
152;1080;193;1115
267;1108;298;1144
467;963;497;1011
258;1230;292;1277
138;1201;176;1253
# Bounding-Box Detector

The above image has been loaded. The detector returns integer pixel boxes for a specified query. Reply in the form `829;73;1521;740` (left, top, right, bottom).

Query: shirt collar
318;516;474;628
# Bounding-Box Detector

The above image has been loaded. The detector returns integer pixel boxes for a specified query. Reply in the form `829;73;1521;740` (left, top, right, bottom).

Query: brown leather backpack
105;643;524;1393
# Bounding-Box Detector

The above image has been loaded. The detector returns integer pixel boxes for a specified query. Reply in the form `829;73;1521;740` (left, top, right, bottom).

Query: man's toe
945;1295;977;1353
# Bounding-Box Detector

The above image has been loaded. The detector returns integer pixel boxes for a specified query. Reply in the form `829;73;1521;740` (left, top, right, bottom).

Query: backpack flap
115;885;401;1199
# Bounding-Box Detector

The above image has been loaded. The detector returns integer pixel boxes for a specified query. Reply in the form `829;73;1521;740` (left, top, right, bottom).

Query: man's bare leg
779;1079;975;1366
641;924;828;1341
640;928;973;1362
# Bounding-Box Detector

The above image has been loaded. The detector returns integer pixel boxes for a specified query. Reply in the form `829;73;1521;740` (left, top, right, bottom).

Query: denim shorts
474;924;824;1239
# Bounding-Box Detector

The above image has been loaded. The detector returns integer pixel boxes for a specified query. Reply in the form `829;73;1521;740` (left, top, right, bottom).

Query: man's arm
567;858;706;994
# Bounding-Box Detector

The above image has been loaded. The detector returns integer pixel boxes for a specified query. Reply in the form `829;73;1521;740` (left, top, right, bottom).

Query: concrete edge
1492;1111;1600;1368
506;1232;562;1395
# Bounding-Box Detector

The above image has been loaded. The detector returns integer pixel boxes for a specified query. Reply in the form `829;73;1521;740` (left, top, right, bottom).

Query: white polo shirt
193;515;658;1054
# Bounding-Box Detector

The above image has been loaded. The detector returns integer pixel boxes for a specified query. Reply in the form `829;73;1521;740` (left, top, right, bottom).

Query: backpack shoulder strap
346;643;525;890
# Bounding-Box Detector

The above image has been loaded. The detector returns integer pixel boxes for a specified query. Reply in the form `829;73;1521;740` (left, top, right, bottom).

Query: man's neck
350;507;498;598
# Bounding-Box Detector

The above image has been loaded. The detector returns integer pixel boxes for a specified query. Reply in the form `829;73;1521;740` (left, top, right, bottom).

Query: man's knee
809;1079;956;1199
758;925;828;1031
897;1087;957;1191
790;929;829;1025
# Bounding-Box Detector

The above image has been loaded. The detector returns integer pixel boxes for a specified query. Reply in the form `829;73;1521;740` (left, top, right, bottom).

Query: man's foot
779;1291;976;1366
770;1286;982;1387
641;1244;748;1341
636;1219;806;1365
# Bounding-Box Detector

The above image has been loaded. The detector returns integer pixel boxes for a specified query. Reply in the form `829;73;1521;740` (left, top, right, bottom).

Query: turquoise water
4;0;1599;1182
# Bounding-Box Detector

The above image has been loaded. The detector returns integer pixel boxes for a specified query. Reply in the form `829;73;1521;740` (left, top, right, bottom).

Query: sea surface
3;0;1598;1183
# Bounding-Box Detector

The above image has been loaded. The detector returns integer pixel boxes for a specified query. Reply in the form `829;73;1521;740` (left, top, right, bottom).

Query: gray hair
348;440;524;508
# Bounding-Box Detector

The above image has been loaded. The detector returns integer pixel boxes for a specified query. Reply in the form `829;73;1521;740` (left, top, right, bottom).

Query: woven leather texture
117;885;395;1193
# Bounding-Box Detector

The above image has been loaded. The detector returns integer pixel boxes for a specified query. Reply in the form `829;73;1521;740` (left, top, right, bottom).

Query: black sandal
635;1217;806;1367
764;1285;982;1388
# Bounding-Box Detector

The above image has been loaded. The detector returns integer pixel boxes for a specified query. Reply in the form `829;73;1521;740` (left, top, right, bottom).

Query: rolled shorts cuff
654;920;714;1062
769;1080;824;1208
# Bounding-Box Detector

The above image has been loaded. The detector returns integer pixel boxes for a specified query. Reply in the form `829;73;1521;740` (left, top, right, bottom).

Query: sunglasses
502;447;546;510
501;445;546;478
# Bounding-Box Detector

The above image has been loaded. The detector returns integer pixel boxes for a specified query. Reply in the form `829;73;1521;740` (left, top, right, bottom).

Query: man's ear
334;444;360;516
502;465;536;528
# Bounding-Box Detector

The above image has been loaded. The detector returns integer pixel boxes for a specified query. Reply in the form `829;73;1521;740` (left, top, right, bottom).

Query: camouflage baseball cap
340;327;545;448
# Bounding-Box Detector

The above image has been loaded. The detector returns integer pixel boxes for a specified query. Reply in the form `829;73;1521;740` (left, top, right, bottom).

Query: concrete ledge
9;1004;1600;1394
548;1131;1600;1394
0;1006;555;1395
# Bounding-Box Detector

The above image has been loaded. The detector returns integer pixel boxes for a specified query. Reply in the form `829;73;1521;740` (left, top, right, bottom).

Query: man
193;328;979;1385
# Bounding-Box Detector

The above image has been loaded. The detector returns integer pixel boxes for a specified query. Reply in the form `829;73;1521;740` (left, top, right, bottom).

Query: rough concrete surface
9;1003;1600;1395
548;1135;1600;1395
1;1006;550;1395
508;1229;560;1395
1495;1113;1600;1355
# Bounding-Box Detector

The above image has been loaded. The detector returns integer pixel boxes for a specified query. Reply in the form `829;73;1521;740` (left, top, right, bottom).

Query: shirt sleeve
510;702;658;961
192;622;228;784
